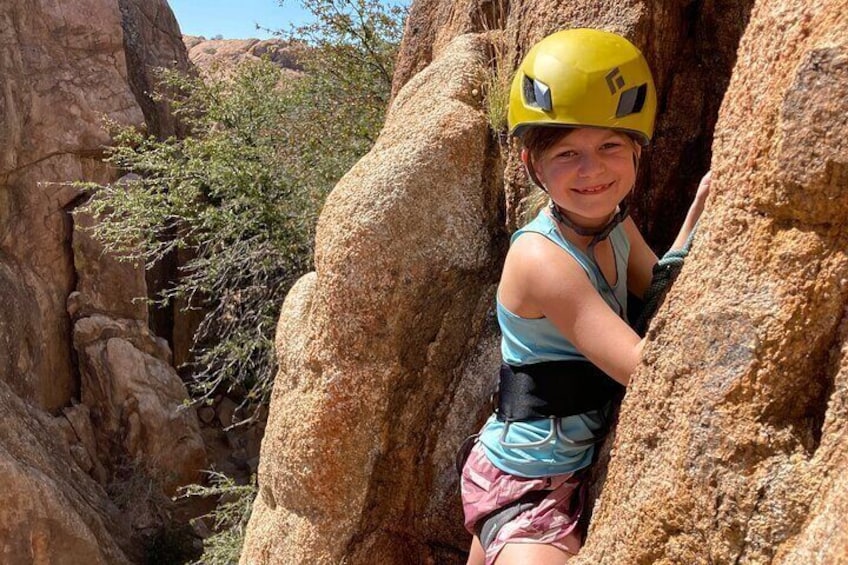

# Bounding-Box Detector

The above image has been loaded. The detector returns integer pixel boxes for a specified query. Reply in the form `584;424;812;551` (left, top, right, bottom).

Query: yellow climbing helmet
508;28;657;144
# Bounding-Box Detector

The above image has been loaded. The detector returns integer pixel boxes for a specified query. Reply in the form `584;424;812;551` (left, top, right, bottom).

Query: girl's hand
696;170;711;203
670;169;711;251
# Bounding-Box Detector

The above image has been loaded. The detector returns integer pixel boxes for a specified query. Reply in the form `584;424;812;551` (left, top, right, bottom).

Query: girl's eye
601;142;623;150
556;150;578;159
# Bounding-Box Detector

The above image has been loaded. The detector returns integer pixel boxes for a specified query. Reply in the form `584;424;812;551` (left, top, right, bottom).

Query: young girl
459;29;710;564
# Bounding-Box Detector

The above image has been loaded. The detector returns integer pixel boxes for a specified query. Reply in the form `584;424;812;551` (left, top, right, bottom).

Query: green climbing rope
634;226;698;335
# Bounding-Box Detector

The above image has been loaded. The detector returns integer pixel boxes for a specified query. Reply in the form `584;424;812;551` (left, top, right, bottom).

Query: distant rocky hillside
183;35;303;76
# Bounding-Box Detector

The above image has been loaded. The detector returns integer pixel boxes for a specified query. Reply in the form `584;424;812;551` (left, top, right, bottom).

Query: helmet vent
523;76;553;112
615;83;648;118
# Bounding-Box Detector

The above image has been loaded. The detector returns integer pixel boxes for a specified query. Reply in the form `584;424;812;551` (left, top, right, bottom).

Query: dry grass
477;0;512;141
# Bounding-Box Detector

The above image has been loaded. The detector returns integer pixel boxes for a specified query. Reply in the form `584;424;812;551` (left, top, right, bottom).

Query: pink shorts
460;441;585;564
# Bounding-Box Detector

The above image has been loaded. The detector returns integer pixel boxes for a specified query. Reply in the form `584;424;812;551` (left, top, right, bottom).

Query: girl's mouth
572;181;613;195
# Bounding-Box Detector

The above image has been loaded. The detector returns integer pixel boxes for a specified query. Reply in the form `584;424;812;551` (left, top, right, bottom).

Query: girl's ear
521;148;546;189
520;147;531;165
625;135;642;159
630;138;643;174
521;147;541;177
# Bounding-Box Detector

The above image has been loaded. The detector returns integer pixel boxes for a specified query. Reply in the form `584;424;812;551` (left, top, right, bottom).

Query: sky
168;0;315;40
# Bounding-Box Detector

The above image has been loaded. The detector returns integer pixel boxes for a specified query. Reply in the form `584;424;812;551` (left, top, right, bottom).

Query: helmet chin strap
548;199;630;254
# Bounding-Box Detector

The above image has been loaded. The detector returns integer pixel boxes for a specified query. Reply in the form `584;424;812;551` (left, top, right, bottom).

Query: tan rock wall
0;0;143;410
119;0;191;139
0;1;195;398
73;315;207;495
242;33;501;564
1;1;204;561
0;378;134;564
574;1;848;563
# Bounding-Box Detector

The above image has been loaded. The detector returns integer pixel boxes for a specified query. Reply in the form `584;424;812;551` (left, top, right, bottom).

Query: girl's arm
624;217;658;299
627;170;712;298
670;171;711;251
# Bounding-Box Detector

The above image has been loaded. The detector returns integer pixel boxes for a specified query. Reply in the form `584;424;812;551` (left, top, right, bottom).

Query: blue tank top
479;210;630;478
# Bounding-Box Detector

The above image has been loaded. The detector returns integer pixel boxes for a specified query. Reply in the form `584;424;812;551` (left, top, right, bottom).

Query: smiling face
523;127;641;229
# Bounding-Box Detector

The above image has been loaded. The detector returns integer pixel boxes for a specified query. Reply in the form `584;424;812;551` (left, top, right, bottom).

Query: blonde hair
519;189;549;225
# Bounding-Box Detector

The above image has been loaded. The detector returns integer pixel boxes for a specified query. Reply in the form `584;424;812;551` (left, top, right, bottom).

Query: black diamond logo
605;68;626;94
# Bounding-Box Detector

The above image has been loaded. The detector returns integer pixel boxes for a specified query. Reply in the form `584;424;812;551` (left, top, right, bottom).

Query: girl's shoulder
510;212;574;262
511;214;598;281
505;228;596;292
500;229;594;319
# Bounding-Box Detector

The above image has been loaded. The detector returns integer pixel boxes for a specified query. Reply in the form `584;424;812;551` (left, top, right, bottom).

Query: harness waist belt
496;360;624;421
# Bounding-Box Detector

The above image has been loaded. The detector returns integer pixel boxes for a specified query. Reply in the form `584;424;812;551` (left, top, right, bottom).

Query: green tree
83;0;407;418
277;0;406;190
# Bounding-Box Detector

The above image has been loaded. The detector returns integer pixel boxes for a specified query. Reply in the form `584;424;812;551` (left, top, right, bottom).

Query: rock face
73;315;207;495
1;0;205;561
0;377;135;564
0;0;143;410
573;2;848;563
241;33;502;564
70;195;149;322
119;0;192;139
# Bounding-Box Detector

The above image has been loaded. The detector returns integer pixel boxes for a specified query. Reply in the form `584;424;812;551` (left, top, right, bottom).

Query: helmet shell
508;28;657;144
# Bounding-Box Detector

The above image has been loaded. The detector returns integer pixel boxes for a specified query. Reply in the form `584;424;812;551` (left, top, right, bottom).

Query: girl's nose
577;153;605;176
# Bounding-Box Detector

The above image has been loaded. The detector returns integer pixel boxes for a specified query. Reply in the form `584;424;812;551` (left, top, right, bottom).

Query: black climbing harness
455;360;623;480
493;361;623;450
495;361;622;423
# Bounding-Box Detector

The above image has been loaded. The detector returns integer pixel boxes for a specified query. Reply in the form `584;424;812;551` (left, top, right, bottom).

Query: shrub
473;0;510;139
85;59;317;412
180;472;257;565
83;0;406;419
276;0;406;185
